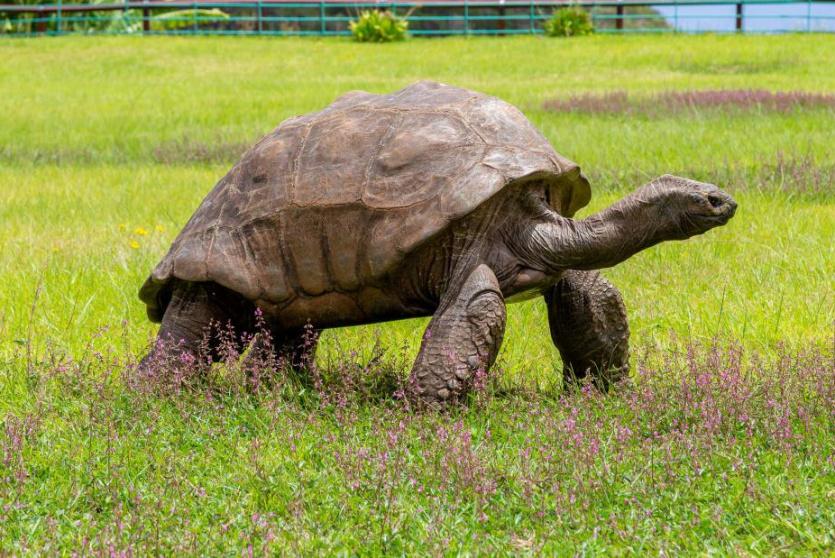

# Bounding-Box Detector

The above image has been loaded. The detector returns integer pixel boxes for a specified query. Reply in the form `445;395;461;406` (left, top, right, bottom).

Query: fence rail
2;0;833;36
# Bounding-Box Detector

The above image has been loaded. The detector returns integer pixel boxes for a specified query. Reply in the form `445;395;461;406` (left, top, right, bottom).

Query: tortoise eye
544;186;551;208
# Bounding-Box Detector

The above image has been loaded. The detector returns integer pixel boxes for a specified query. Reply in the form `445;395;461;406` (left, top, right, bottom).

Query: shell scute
283;210;330;296
239;217;291;302
321;207;366;291
365;112;479;209
240;125;302;212
294;110;393;207
464;97;547;147
204;227;259;299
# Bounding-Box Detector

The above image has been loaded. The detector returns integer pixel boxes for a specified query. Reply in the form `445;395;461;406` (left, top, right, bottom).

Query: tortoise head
511;173;738;275
637;175;737;239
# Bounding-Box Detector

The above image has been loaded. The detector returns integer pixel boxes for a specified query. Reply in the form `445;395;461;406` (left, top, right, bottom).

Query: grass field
1;35;833;554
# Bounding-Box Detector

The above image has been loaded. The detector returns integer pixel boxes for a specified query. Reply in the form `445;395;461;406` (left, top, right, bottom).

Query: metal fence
2;0;833;36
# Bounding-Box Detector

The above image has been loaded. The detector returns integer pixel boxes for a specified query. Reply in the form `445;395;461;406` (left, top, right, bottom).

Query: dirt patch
584;153;835;196
543;89;835;115
152;138;252;165
0;138;253;165
675;59;795;75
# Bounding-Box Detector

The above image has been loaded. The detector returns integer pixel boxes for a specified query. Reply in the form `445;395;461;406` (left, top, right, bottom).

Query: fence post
735;2;742;32
257;0;262;34
319;1;325;35
56;0;62;34
34;6;46;34
464;0;469;35
616;3;624;30
806;0;812;32
529;1;534;33
143;0;150;33
673;0;678;31
192;2;198;33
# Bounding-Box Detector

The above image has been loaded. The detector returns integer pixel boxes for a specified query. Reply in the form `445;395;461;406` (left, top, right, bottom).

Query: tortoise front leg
407;264;506;407
545;270;630;391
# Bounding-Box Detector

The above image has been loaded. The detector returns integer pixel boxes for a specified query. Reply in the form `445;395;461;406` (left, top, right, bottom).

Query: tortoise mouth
682;194;736;234
696;199;737;226
713;194;737;222
696;191;737;224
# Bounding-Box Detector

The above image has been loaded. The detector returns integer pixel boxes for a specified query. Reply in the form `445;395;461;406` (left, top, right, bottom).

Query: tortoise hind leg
138;281;253;378
242;325;320;388
545;270;630;391
407;264;506;407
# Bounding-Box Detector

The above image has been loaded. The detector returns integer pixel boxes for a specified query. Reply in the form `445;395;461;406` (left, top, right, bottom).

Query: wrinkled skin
140;173;736;406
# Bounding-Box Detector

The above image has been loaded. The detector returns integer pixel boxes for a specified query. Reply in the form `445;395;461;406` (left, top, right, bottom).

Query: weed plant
544;7;594;37
350;10;408;43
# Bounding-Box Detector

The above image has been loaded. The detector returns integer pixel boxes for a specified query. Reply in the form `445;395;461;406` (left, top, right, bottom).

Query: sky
653;2;835;32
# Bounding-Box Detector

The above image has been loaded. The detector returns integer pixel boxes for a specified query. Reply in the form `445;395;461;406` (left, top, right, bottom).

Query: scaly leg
242;324;320;387
545;270;630;391
407;264;506;407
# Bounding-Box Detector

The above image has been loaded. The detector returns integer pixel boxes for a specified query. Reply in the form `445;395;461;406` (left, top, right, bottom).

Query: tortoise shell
140;81;591;321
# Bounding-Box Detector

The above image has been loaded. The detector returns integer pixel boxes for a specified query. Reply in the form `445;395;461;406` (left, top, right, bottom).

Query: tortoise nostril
707;193;724;208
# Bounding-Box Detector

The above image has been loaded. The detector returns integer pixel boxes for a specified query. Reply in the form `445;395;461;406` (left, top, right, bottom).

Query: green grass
0;35;833;555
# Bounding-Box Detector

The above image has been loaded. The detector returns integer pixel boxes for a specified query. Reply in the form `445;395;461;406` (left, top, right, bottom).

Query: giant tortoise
139;81;737;405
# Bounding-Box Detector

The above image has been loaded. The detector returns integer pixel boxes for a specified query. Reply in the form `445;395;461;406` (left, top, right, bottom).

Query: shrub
151;9;230;32
350;10;408;43
543;7;594;37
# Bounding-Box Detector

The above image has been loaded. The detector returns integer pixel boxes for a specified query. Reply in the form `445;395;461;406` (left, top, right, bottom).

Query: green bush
350;10;408;42
543;7;594;37
151;9;229;31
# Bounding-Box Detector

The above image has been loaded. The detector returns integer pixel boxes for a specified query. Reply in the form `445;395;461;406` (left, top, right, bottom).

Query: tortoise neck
530;194;664;272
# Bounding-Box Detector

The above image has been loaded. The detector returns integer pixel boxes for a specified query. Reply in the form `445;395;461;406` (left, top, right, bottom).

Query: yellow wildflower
134;227;149;236
118;223;127;232
155;224;166;233
130;240;140;249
